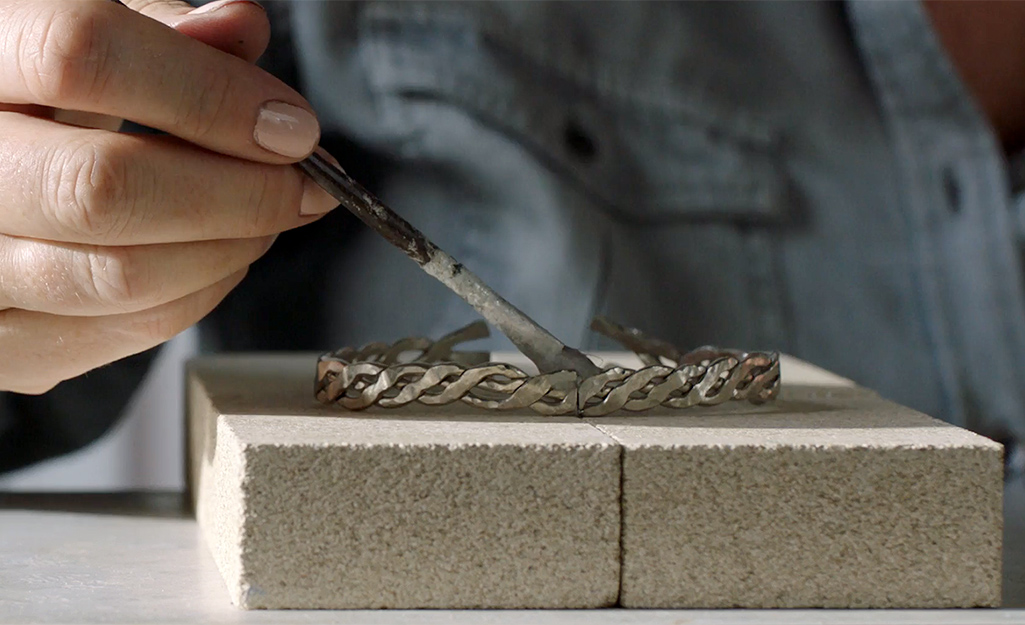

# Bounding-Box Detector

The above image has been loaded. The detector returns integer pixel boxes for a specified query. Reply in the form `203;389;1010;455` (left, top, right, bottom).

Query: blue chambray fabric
282;0;1025;442
3;0;1024;473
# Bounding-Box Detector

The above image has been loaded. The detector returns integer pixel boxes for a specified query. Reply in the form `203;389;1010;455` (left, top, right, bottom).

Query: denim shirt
3;0;1023;472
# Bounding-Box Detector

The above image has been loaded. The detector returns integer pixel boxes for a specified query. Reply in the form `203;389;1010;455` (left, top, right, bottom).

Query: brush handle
297;152;599;378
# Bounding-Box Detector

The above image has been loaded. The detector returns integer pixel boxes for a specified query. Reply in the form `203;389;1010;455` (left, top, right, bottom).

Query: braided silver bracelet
316;317;780;417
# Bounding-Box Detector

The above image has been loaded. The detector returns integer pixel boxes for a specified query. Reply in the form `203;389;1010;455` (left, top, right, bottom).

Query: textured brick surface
187;353;1003;609
187;355;621;609
592;385;1004;608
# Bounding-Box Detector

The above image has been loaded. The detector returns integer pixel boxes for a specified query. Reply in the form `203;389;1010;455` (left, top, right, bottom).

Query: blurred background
0;331;195;491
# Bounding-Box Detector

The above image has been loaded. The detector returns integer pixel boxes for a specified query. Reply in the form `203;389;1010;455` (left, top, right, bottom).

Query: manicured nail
300;179;339;216
253;101;320;159
314;146;342;168
300;149;340;216
189;0;263;15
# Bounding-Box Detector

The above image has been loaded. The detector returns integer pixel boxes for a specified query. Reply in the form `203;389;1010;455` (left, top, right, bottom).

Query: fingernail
189;0;263;15
300;177;339;217
254;101;320;159
299;147;340;216
314;146;343;168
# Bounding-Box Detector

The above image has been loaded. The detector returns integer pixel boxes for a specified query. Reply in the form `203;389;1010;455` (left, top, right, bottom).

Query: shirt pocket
354;2;788;225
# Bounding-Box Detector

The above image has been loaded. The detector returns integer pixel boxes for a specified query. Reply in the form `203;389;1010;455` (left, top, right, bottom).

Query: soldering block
590;378;1004;608
186;354;621;610
187;352;1003;610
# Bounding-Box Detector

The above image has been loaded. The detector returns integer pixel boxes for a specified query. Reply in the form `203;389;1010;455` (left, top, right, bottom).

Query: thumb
123;0;271;63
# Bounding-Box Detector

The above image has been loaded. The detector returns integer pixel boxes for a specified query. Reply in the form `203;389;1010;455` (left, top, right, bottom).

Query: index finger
0;0;319;161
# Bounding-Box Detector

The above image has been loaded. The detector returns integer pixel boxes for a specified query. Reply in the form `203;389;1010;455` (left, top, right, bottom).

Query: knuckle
172;71;234;141
18;3;115;105
75;246;139;309
236;167;304;237
46;141;133;242
130;306;188;345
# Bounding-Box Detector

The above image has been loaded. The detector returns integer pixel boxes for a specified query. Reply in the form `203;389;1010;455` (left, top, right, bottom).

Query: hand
0;0;336;394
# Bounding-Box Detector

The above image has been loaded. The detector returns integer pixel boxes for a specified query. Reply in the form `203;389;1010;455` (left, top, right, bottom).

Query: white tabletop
1;477;1023;625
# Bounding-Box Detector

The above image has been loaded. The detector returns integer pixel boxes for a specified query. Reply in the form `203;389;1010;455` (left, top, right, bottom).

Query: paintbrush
297;150;600;379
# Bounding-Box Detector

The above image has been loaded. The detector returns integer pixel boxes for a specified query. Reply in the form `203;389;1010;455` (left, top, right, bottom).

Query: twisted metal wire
316;318;780;416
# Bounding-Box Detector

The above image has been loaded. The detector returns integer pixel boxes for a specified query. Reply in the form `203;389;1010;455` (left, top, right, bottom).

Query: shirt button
564;119;599;163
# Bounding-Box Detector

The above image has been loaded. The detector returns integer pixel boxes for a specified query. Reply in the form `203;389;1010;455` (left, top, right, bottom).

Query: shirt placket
846;0;1025;438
